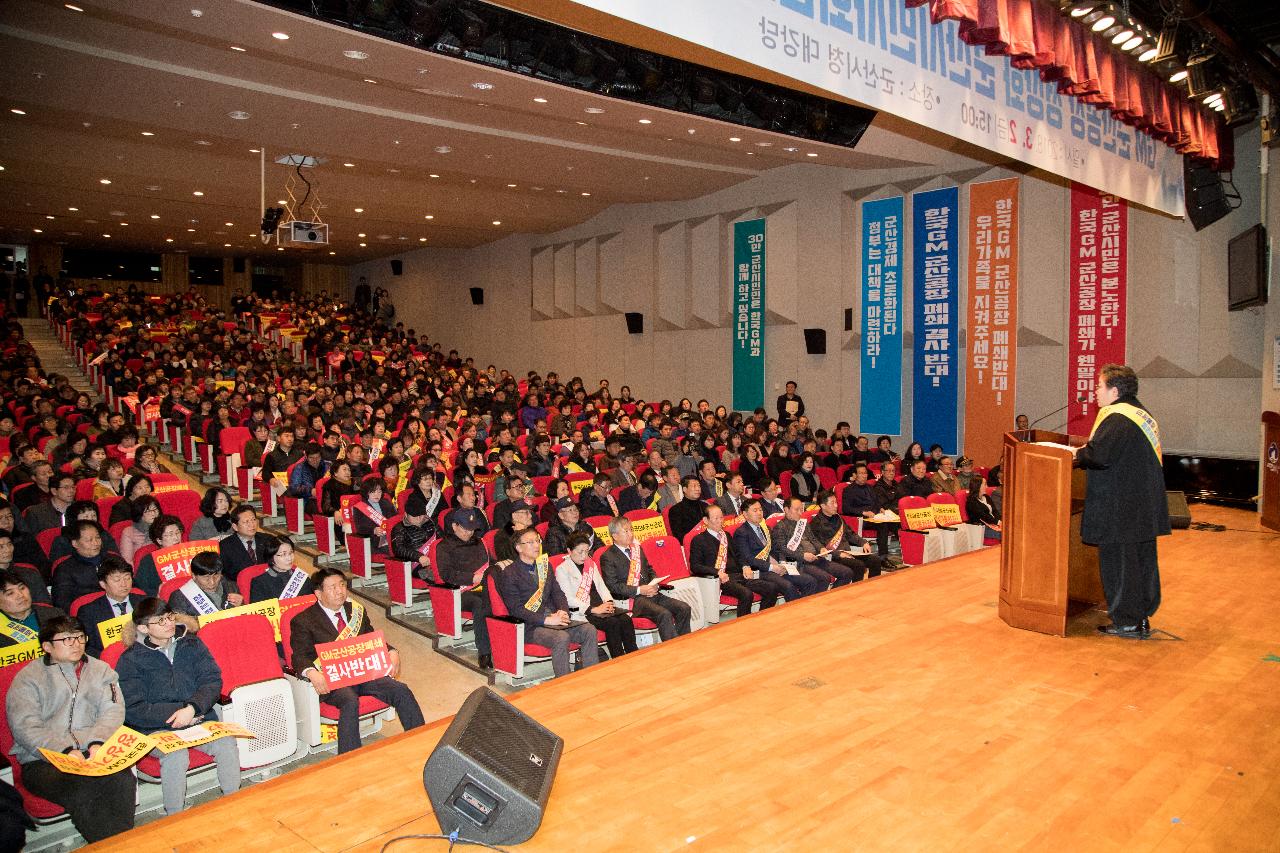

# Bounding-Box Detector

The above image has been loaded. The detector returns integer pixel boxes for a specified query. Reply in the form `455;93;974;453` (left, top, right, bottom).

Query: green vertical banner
732;218;766;412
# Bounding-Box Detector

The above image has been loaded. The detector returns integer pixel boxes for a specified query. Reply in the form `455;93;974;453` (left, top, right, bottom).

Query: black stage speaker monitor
424;687;562;845
625;311;644;334
1166;490;1192;529
390;259;403;276
804;327;826;355
1184;159;1232;231
232;257;246;274
469;287;484;305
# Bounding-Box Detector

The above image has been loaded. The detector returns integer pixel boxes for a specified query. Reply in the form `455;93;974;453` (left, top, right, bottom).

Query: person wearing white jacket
553;532;636;660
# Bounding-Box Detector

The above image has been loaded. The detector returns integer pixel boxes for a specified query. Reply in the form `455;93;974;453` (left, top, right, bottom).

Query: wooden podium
998;429;1105;636
1263;411;1280;532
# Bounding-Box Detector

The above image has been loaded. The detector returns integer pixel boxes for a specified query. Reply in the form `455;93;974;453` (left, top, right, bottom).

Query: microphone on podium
1026;396;1089;431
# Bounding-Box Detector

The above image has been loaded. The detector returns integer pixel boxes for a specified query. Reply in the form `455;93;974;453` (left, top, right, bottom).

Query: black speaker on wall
624;312;644;334
424;687;562;845
803;328;826;355
1184;159;1235;231
232;257;246;274
843;308;854;332
390;259;403;276
469;287;484;305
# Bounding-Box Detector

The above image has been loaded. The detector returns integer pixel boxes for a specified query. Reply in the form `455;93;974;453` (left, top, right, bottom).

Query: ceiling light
584;107;605;114
424;215;434;219
433;146;452;154
224;243;232;247
1213;101;1225;112
119;222;127;226
230;45;246;52
1169;69;1188;83
225;221;233;226
10;109;26;116
186;228;196;232
45;215;54;220
33;228;42;234
1091;15;1115;32
64;3;84;10
1204;92;1223;105
472;82;494;90
1069;4;1095;17
228;111;250;120
99;178;111;184
783;146;799;152
272;32;289;40
807;152;819;157
1138;45;1159;62
492;220;501;225
729;136;741;142
638;118;652;124
68;207;78;211
329;251;336;255
755;141;773;147
166;238;174;242
192;191;204;196
581;192;591;196
354;207;363;213
150;214;159;219
429;174;439;179
1111;29;1133;45
343;162;355;167
344;50;369;60
363;78;377;84
1122;35;1144;51
195;140;212;146
140;131;155;136
277;246;284;251
102;234;110;238
249;148;260;153
533;97;548;104
359;242;366;247
507;183;517;187
358;232;366;238
277;199;287;204
575;121;588;126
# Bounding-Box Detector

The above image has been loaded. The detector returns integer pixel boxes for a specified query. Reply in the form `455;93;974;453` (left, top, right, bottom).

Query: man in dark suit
217;505;275;581
688;505;786;618
577;473;616;519
78;556;145;658
600;517;691;641
616;472;658;515
289;567;425;753
713;472;748;519
731;499;816;600
757;479;785;517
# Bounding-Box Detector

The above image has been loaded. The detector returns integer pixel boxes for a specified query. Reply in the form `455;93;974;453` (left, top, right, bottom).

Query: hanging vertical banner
859;196;903;436
964;178;1020;466
732;218;766;412
911;186;960;454
1067;184;1128;435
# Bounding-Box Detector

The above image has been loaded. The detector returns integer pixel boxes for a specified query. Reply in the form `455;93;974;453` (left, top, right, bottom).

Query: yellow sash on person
625;546;643;587
1090;402;1162;462
0;618;39;644
826;524;844;552
523;553;551;610
336;600;365;641
755;523;771;561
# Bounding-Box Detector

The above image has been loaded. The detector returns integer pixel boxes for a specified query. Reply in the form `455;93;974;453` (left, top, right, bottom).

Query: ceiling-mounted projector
281;220;329;247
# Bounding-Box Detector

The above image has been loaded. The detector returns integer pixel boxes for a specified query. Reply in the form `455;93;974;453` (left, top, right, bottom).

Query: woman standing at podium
1069;364;1170;639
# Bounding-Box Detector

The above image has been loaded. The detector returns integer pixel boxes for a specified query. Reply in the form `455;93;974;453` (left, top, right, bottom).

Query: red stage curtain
904;0;1227;169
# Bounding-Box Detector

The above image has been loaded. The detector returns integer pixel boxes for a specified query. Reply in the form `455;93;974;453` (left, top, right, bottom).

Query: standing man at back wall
777;380;804;427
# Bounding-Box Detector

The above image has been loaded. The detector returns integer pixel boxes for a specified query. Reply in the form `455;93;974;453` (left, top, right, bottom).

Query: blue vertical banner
859;197;903;435
732;218;766;412
911;186;960;453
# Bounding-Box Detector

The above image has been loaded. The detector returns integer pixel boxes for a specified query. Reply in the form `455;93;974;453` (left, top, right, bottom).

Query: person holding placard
248;536;314;604
116;598;241;814
5;615;135;842
169;552;244;632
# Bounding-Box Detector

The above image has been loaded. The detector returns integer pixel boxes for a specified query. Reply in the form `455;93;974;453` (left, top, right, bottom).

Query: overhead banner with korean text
1068;183;1128;436
732;218;766;412
911;186;959;454
859;196;903;436
566;0;1184;216
964;178;1020;467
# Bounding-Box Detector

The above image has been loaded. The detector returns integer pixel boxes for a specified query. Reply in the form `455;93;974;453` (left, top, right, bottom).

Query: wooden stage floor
90;505;1280;852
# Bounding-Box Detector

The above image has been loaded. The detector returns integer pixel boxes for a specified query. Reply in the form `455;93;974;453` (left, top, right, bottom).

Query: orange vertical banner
964;178;1020;467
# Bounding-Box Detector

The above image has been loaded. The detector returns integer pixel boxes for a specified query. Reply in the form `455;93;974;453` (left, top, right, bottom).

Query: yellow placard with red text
149;722;256;754
0;640;43;668
902;506;937;531
39;727;155;776
152;540;220;584
198;595;314;642
931;501;963;527
629;514;669;544
590;522;613;547
152;480;194;496
98;613;132;649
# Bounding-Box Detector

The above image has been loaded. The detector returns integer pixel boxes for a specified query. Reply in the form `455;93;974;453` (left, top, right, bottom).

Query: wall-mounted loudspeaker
232;257;246;274
625;312;644;334
469;287;484;306
390;259;403;276
1183;159;1235;231
803;328;826;355
843;308;853;332
424;688;562;845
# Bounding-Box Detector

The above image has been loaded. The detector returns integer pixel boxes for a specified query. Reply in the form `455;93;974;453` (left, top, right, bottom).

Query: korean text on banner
314;630;392;690
1068;183;1128;435
912;186;960;453
859;196;903;435
563;0;1184;216
732;218;767;412
964;178;1020;467
151;540;220;584
149;722;256;754
39;727;155;776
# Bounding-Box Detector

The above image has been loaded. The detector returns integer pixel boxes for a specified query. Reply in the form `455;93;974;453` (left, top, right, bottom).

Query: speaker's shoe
477;654;493;670
1140;618;1151;638
1097;623;1146;639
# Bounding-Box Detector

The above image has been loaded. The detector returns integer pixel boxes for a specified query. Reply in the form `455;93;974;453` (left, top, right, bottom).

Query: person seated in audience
249;535;313;603
74;444;108;482
757;478;785;517
789;453;822;504
92;460;127;500
965;478;1002;541
696;458;724;501
491;500;535;563
544;497;597;556
874;461;901;510
116;597;241;815
2;445;44;493
319;461;358;538
538;477;569;524
524;433;556;478
841;465;898;563
667;476;706;544
351;476;395;551
925;444;946;473
901;442;926;471
608;452;639;491
577;473;616;519
690;504;787;618
189;487;235;542
985;465;1003;515
601;516;692;640
731;498;815;599
809;491;884;581
0;534;50;606
391;492;440;584
22;472;77;535
108;474;152;527
422;506;492;670
898;459;936;500
770;497;843;588
869;435;897;464
0;503;46;581
954;456;979;491
52;520;111;613
930;455;960;494
132;514;185;597
617;471;658;514
5;615;135;842
554;531;635;659
11;460;53;513
240;421;271;471
286;444;328;513
217;504;274;582
169;551;243;632
261;426;303;495
655;465;683;511
118;496;161;567
78;557;143;658
126;445;164;486
494;526;600;677
491;475;531;531
48;501;120;566
291;568;425;753
713;471;748;519
445;481;489;533
0;568;62;645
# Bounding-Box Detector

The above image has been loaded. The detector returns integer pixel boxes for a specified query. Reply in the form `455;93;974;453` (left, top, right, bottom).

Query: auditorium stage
89;505;1280;852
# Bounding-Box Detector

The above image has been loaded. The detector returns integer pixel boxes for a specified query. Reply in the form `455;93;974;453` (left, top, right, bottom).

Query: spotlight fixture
1184;48;1216;98
260;205;285;235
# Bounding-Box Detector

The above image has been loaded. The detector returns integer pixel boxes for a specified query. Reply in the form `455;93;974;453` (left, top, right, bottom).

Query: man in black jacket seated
770;497;845;588
396;501;493;670
217;504;275;581
290;568;425;753
51;521;109;613
577;473;616;519
667;476;706;544
689;505;786;618
491;476;530;532
808;491;884;581
543;497;596;556
78;557;144;658
616;471;658;514
841;464;897;559
600;516;691;641
731;499;814;599
897;459;935;500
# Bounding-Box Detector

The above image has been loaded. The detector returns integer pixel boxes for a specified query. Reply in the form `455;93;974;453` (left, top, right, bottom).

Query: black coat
79;593;145;658
116;631;223;734
218;532;276;581
1075;395;1171;544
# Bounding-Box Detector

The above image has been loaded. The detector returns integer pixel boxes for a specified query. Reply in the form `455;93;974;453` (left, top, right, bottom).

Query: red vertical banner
964;178;1020;467
1067;184;1128;436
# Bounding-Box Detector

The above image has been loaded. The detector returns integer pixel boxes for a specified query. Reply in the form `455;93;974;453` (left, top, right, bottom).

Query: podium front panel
999;438;1073;635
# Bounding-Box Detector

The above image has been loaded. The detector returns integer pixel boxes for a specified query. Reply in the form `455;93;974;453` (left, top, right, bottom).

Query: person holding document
601;517;691;641
1069;364;1170;639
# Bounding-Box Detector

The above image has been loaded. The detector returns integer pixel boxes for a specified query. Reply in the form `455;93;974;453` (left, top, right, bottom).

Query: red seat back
159;576;187;602
36;527;60;558
236;563;269;602
219;426;252;458
69;590;105;617
641;535;689;580
199;614;284;693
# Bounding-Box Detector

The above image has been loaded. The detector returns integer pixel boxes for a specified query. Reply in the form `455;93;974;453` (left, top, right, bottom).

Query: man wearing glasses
115;598;241;815
492;528;599;678
5;616;135;842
